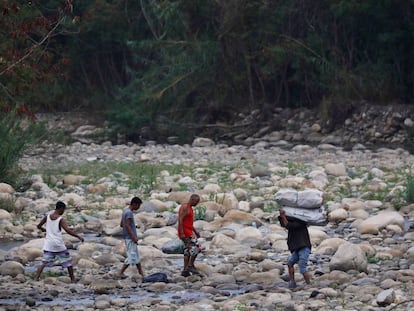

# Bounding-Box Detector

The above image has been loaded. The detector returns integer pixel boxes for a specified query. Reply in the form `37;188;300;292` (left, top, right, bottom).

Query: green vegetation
0;110;46;185
0;1;72;110
2;1;413;144
404;172;414;204
35;270;66;279
322;166;414;211
360;187;390;202
194;205;206;221
233;304;248;311
31;161;188;196
287;161;308;176
367;256;381;264
65;213;74;224
263;201;278;213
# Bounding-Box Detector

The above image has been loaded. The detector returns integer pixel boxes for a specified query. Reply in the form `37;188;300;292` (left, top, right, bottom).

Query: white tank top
43;212;66;252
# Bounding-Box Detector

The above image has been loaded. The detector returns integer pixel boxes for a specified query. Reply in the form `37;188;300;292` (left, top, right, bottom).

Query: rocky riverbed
1;138;414;311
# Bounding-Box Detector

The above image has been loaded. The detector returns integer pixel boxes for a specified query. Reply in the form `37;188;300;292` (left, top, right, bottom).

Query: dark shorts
181;237;201;257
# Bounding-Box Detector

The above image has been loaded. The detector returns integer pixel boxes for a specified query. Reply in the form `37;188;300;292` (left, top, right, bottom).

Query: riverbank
1;140;414;310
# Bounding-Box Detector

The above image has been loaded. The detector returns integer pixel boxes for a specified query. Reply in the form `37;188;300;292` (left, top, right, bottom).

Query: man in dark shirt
279;209;312;289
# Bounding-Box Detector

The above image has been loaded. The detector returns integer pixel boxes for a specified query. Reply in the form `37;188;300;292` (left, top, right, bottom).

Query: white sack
275;189;298;206
282;206;327;226
275;188;324;208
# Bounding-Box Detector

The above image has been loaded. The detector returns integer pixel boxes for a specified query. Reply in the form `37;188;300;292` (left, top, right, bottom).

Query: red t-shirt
178;203;194;237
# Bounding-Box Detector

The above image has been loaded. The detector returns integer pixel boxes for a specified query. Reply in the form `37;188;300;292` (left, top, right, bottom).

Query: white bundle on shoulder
282;206;327;226
275;188;324;209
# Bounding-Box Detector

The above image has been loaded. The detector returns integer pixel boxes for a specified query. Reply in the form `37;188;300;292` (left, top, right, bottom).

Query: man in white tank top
35;201;84;283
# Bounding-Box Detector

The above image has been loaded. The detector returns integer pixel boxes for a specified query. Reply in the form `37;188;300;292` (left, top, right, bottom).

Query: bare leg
187;255;201;275
35;264;45;281
189;255;197;268
119;264;129;276
67;266;76;283
287;264;297;288
288;264;295;281
183;255;190;271
181;239;192;276
303;271;311;284
135;263;144;277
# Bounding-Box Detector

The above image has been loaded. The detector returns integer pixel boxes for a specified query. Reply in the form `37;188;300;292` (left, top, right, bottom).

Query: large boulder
358;211;404;234
0;261;24;277
0;183;15;193
329;242;367;272
161;238;184;254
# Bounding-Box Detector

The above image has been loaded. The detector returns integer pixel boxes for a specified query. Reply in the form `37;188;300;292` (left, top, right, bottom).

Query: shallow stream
0;235;247;309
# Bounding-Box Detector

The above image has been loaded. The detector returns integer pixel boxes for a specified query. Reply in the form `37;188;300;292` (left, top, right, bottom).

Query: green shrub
367;256;381;264
233;304;248;311
0;110;46;185
287;161;308;176
194;205;206;221
264;201;278;213
405;172;414;204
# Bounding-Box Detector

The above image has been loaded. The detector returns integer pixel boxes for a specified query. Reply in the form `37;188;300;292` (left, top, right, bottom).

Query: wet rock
25;297;36;307
143;272;169;283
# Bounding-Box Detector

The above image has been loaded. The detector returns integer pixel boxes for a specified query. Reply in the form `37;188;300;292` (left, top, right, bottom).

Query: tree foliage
0;0;75;111
2;0;414;141
0;1;73;185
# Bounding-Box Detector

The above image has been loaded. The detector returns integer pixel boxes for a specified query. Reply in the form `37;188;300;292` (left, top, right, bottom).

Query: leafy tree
106;0;222;141
102;0;414;141
0;0;73;184
3;0;414;144
0;0;75;111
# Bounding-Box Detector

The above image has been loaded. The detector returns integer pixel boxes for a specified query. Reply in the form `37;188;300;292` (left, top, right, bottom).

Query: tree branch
0;16;65;77
0;81;17;103
140;0;160;40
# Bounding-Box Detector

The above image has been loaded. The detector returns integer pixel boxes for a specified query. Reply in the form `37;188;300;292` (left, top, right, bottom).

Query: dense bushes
74;0;414;140
0;110;45;185
1;1;414;141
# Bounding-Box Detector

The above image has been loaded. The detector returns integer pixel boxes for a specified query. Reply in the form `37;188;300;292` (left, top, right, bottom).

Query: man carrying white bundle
278;209;312;289
275;188;327;226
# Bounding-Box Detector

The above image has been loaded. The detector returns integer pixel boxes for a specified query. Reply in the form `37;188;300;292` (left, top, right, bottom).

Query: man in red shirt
178;194;201;277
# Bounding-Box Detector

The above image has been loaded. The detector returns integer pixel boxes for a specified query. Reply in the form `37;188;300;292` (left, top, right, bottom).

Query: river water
0;235;249;309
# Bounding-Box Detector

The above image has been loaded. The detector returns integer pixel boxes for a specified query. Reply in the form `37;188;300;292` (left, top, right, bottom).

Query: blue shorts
287;247;311;274
42;250;72;268
125;239;141;265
